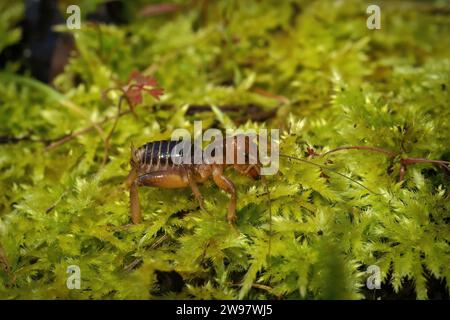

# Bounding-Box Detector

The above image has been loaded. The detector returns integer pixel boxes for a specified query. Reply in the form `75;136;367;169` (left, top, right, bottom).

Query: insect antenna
259;153;377;269
278;154;380;195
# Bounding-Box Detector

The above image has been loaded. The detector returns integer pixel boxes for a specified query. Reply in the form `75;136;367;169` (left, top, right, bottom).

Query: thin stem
45;109;131;150
321;145;450;181
322;146;397;157
401;157;450;167
261;176;272;263
101;95;126;166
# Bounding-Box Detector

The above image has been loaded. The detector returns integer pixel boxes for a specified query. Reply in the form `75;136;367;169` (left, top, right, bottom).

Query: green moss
0;0;449;299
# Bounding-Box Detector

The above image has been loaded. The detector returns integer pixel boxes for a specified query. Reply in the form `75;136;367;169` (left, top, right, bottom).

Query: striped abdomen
133;140;198;172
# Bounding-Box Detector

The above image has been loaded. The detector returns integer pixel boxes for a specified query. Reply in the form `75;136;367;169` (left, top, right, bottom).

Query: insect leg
187;170;207;212
130;180;141;224
124;167;138;189
212;166;237;225
125;168;141;224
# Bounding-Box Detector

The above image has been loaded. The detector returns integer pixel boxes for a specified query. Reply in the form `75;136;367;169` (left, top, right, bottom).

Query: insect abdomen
135;140;189;171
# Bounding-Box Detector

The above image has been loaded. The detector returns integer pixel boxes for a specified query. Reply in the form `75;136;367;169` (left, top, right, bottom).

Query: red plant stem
401;157;450;167
322;145;450;181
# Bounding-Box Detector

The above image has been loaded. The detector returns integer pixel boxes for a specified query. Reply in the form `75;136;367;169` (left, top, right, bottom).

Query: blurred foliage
0;1;22;53
0;0;449;299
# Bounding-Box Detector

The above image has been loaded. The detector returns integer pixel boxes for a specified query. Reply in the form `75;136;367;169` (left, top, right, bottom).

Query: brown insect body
125;136;261;225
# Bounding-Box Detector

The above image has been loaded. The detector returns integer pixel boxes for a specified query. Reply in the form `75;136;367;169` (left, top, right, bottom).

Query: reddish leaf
128;70;158;87
123;70;164;107
146;88;164;100
126;87;143;106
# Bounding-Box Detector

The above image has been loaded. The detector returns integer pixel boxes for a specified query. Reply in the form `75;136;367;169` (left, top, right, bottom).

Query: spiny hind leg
212;166;237;225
